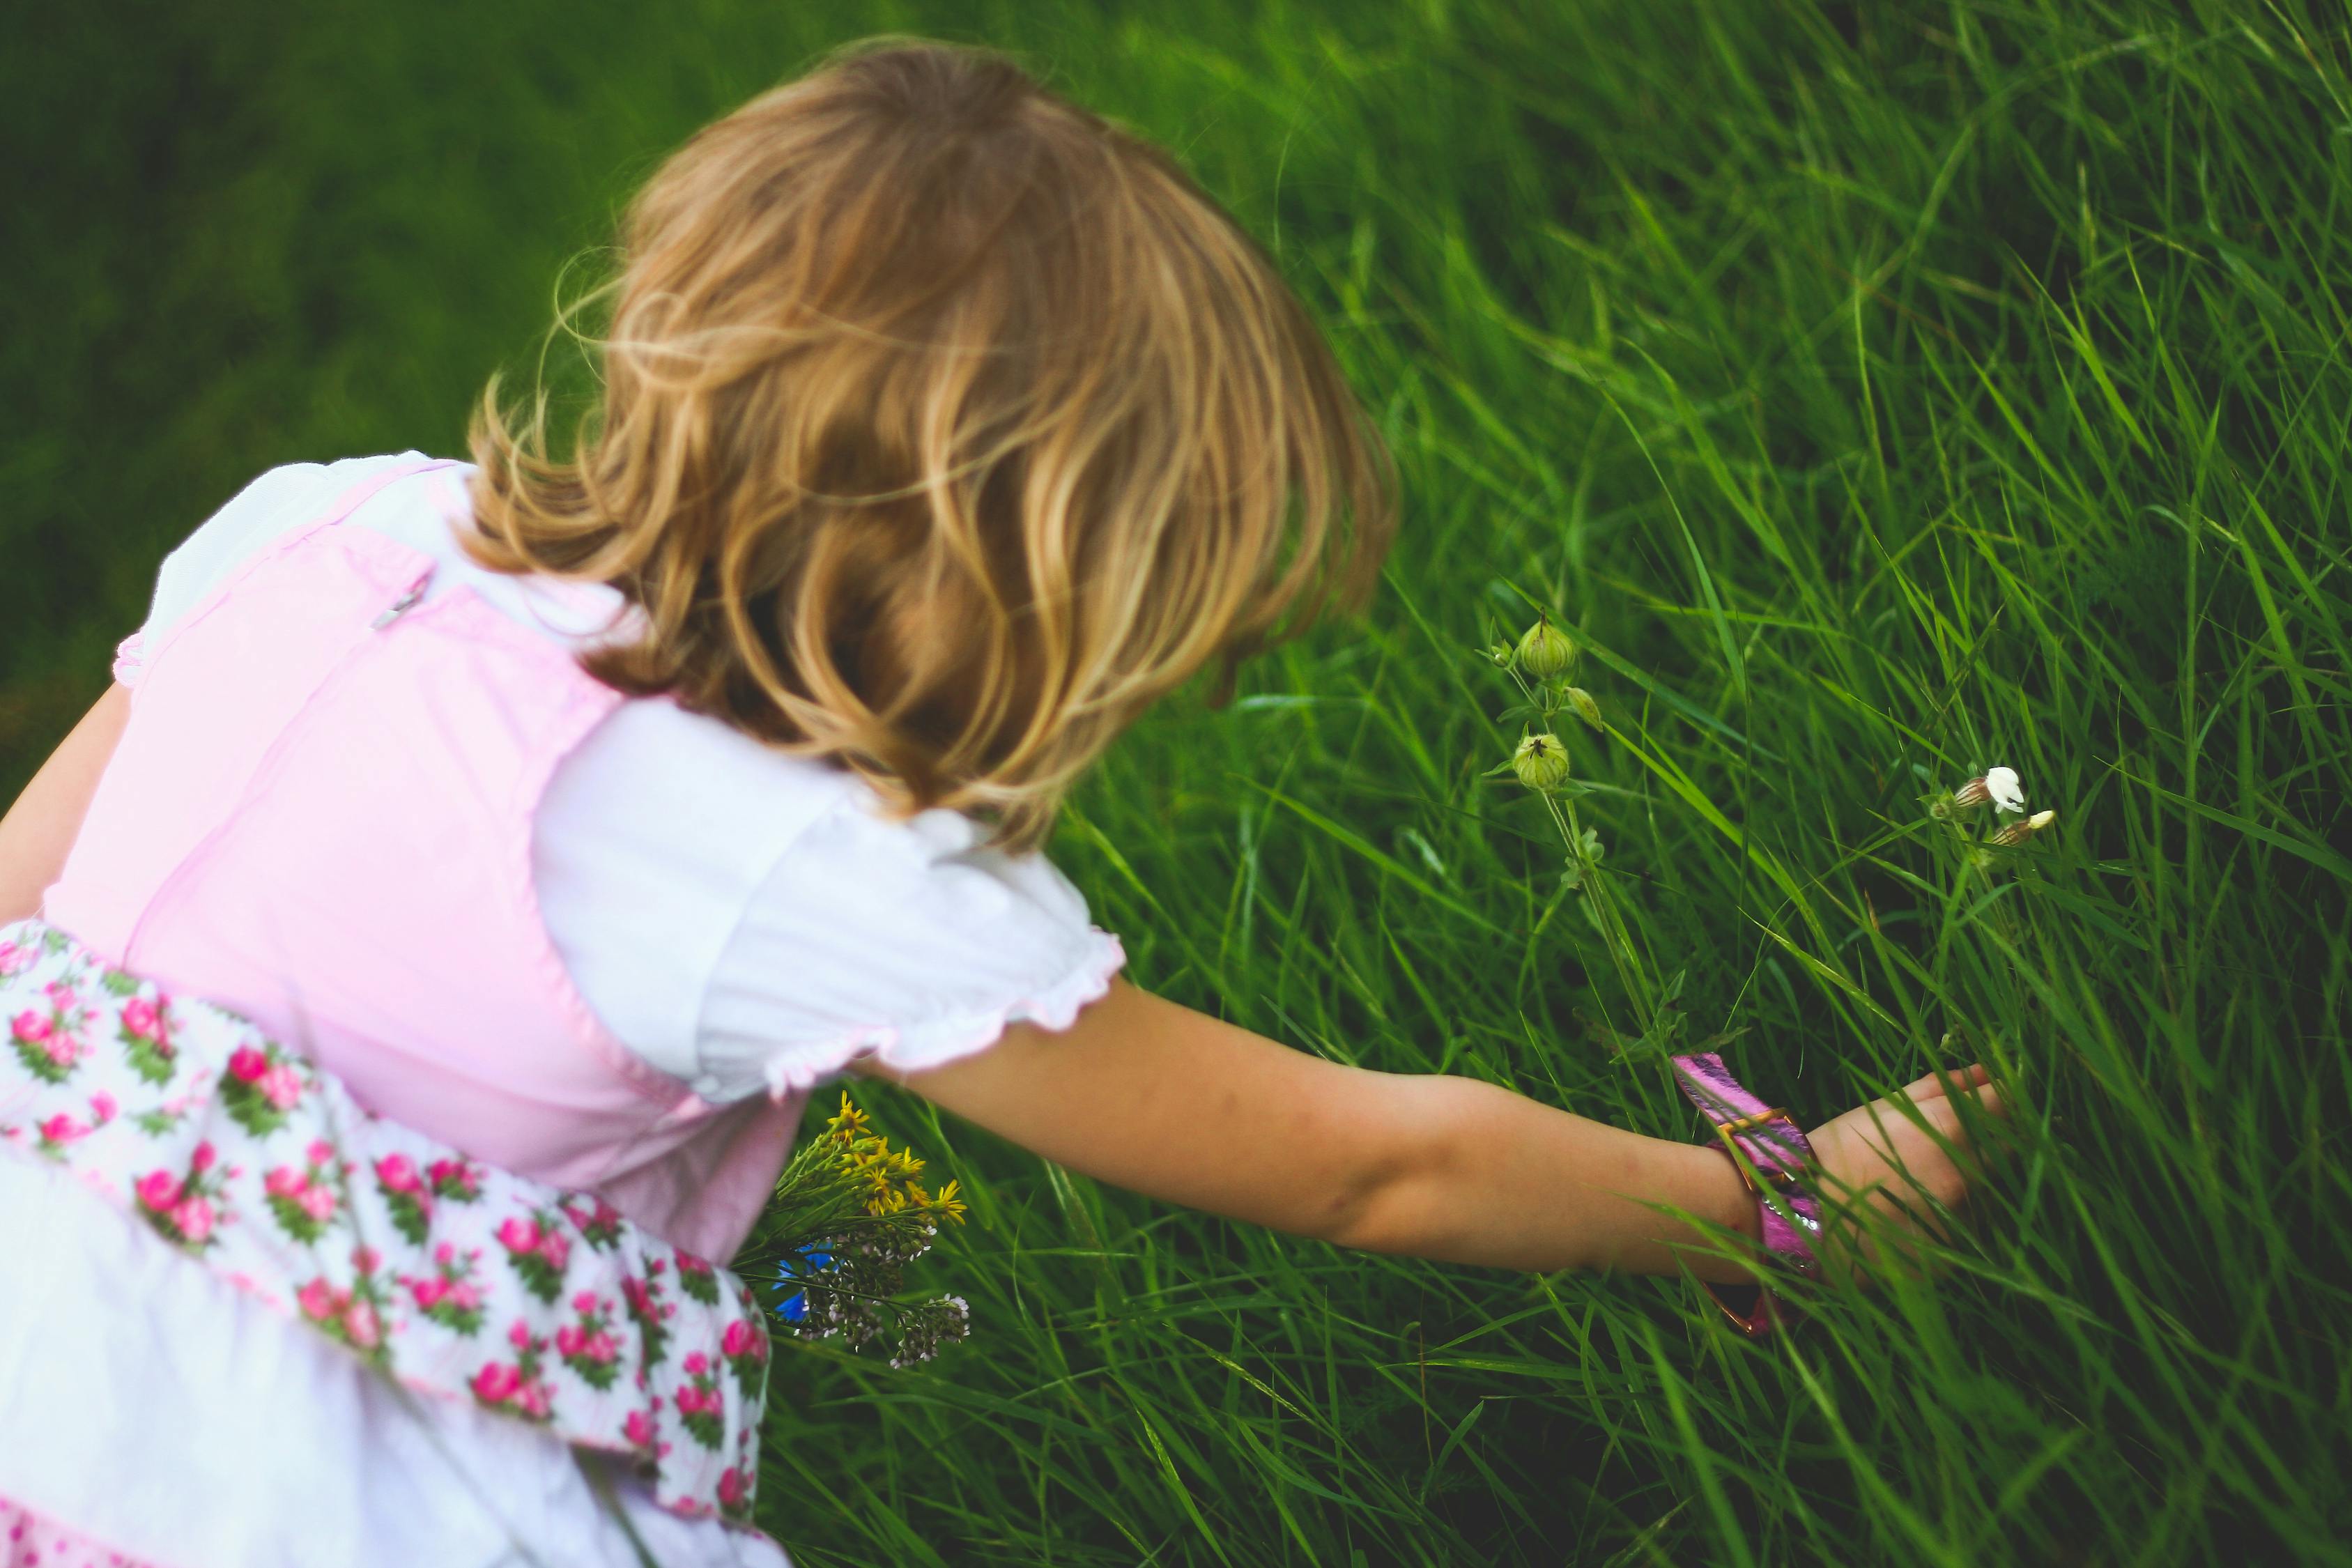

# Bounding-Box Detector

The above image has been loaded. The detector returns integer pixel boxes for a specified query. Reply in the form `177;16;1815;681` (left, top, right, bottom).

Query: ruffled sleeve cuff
759;928;1125;1100
112;629;146;686
693;792;1129;1105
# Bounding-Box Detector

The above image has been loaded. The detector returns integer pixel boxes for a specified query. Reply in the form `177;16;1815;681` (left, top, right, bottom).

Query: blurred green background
6;1;2349;1564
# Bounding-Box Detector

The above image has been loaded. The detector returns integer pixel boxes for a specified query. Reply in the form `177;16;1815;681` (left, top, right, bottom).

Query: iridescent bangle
1670;1051;1824;1337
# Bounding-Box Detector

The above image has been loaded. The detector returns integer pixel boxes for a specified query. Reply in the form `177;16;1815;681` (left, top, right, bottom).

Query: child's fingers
1899;1061;1992;1104
1912;1083;2004;1139
1884;1084;2009;1202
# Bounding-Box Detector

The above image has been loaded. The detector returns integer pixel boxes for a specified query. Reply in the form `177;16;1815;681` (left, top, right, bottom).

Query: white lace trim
762;930;1125;1100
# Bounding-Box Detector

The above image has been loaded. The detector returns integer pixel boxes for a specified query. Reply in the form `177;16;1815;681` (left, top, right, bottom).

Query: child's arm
0;686;129;923
858;978;2008;1286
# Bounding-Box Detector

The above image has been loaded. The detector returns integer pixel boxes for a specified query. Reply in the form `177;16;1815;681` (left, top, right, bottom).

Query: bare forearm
0;685;130;923
1340;1075;1763;1283
888;983;1763;1284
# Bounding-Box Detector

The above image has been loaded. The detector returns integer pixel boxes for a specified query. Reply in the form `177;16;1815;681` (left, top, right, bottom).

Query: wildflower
1516;619;1577;681
756;1093;971;1361
823;1093;870;1140
1992;808;2057;847
1512;733;1572;792
888;1294;971;1369
1563;686;1602;732
1953;766;2024;813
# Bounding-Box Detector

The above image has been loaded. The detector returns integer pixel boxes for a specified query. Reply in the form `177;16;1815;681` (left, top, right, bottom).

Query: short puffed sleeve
692;794;1128;1102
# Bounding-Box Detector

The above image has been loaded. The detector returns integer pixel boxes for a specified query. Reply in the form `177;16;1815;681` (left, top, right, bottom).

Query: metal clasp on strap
370;568;435;629
1711;1107;1809;1194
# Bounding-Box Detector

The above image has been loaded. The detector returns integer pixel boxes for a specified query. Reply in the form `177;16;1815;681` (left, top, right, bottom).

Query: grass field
6;1;2349;1562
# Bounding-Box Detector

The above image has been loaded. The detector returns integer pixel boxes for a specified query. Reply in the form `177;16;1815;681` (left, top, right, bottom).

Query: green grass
6;1;2348;1562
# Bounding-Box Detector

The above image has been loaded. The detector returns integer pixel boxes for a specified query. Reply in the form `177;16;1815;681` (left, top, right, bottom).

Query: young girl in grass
0;40;2007;1568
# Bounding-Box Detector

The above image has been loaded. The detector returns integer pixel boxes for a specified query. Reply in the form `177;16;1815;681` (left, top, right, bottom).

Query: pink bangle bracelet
1669;1050;1824;1337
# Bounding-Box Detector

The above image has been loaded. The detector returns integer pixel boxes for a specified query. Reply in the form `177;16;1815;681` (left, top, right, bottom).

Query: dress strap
133;458;462;678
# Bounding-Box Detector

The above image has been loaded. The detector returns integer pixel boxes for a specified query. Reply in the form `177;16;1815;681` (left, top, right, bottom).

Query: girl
0;40;2007;1568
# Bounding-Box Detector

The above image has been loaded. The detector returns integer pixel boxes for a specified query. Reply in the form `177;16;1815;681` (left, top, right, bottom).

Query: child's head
469;39;1394;848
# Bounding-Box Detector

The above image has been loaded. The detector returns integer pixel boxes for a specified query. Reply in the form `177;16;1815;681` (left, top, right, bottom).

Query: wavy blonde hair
467;40;1396;850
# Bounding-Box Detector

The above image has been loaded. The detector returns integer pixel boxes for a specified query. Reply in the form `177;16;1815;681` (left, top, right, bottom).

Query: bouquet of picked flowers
733;1093;971;1369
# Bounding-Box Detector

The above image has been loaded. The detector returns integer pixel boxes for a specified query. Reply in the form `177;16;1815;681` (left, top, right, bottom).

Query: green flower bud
1564;686;1601;732
1559;827;1605;893
1511;732;1572;792
1516;619;1576;681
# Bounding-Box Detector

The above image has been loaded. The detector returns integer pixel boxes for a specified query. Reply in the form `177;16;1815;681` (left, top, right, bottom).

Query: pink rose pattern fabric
0;1490;151;1568
0;921;768;1525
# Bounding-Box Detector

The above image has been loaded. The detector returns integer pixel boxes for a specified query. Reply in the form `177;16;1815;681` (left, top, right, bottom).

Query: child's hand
1801;1063;2011;1288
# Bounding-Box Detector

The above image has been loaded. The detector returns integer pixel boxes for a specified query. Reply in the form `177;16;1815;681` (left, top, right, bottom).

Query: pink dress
0;457;1125;1567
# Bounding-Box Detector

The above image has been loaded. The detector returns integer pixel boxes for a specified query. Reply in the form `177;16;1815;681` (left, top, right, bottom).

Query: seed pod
1992;808;2056;847
1564;686;1602;732
1512;732;1572;792
1516;619;1577;681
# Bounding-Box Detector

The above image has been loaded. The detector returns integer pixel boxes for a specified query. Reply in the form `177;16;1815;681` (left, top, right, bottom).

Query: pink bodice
44;461;801;1261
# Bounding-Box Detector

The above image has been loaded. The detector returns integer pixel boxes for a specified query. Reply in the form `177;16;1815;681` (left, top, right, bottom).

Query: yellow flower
824;1093;872;1139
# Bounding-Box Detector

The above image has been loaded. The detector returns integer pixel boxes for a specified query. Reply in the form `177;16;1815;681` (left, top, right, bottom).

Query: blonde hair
467;39;1396;850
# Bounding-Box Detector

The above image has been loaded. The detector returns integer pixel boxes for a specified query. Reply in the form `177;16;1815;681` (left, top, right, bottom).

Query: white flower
1950;767;2025;811
1985;766;2025;814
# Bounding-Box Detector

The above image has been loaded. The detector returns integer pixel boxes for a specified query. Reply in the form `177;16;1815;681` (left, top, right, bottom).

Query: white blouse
121;452;1123;1102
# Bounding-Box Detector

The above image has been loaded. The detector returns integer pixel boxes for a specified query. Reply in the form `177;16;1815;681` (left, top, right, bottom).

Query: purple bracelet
1668;1051;1824;1337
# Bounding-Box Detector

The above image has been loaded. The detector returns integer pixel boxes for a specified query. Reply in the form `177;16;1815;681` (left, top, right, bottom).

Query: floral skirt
1;1493;147;1568
0;919;787;1567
